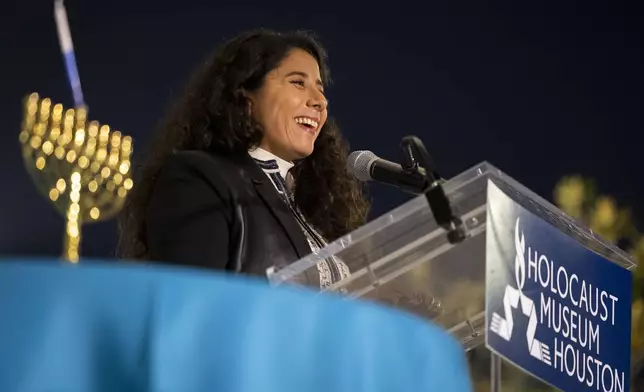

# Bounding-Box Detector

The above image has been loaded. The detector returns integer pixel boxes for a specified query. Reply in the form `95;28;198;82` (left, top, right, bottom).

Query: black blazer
145;149;320;287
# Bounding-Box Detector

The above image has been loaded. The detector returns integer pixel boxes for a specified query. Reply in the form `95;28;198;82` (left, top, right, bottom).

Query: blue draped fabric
0;259;472;392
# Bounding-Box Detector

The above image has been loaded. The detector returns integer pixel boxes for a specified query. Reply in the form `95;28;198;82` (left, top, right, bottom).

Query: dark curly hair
117;29;370;260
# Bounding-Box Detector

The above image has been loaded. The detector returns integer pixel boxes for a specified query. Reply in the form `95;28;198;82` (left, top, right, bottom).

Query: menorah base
63;226;80;263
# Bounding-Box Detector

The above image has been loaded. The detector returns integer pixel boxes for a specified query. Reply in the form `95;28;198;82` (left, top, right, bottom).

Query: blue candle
54;0;85;109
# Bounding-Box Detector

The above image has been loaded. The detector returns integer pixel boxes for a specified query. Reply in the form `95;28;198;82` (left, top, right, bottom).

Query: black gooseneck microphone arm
399;136;467;244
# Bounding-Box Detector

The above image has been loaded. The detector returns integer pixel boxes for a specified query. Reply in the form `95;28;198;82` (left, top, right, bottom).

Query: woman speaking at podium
117;29;369;289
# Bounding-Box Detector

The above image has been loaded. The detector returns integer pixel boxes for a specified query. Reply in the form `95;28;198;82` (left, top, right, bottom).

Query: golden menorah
19;93;134;262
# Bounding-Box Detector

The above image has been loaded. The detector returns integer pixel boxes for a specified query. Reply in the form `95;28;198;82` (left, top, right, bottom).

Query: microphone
347;150;430;194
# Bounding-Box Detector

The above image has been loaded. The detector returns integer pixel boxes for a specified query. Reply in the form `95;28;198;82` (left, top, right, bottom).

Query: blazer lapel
242;158;313;260
248;168;321;288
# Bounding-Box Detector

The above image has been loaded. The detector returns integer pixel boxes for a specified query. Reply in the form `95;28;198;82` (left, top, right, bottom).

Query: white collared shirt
248;147;293;180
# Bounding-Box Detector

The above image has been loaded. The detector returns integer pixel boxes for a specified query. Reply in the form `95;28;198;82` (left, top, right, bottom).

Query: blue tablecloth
0;259;472;392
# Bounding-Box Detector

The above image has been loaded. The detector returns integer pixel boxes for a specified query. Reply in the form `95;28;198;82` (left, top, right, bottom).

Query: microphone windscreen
347;150;378;182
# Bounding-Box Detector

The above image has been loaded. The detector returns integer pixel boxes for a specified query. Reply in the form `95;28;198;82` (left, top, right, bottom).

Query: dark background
1;1;642;259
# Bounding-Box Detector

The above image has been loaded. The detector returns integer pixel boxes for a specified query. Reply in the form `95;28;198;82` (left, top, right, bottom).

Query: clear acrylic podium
268;161;637;391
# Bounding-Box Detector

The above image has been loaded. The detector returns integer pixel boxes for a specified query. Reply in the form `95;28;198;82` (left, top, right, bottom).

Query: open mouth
294;117;319;133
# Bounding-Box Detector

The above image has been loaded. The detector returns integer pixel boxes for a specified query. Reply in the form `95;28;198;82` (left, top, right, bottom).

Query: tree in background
554;175;644;382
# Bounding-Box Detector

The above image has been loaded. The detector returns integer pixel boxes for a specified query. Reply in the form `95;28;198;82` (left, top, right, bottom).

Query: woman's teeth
295;117;319;130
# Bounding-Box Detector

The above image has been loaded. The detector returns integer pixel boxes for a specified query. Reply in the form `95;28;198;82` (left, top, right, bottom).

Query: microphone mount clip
400;136;467;244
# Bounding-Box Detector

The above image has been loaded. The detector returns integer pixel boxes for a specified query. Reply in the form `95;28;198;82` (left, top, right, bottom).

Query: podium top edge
463;161;637;271
269;161;636;286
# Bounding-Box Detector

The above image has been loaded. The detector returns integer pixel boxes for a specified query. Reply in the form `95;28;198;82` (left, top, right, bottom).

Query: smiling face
247;48;328;162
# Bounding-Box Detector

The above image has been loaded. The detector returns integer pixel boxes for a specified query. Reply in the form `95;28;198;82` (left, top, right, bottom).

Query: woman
117;29;370;289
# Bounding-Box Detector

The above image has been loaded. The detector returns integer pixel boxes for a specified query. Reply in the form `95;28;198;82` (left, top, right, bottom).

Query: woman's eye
291;80;305;87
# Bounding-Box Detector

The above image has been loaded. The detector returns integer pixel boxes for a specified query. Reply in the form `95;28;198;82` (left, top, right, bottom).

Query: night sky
1;1;642;260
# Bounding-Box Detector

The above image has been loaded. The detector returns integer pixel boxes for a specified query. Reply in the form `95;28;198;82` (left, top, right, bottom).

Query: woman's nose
308;93;327;112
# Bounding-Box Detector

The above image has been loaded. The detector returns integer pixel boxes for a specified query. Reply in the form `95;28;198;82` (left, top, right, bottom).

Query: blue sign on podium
485;180;633;392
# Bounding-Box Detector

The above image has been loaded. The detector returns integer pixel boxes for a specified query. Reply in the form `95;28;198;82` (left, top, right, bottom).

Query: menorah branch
19;93;134;262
